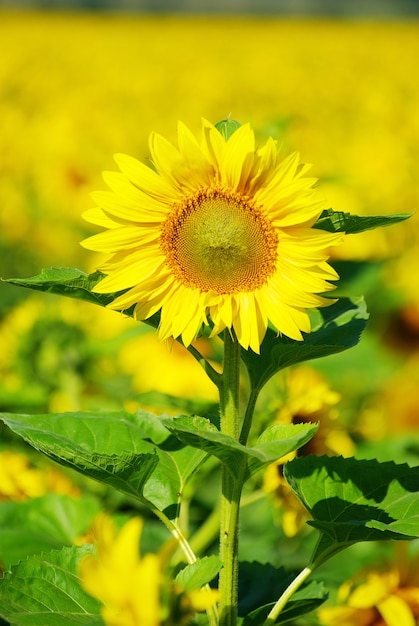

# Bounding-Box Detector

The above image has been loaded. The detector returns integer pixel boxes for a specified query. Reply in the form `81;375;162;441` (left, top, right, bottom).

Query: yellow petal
220;123;255;190
93;254;163;292
82;206;120;228
317;606;376;626
378;594;416;626
114;153;177;203
349;575;389;608
201;117;226;171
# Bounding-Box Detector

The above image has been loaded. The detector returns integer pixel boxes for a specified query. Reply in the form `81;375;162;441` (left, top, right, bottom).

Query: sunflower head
82;119;343;353
160;186;278;294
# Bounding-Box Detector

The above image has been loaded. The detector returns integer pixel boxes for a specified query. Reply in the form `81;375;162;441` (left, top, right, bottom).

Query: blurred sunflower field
1;9;419;626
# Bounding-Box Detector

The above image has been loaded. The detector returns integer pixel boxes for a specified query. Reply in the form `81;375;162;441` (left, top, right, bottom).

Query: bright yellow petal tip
82;119;343;352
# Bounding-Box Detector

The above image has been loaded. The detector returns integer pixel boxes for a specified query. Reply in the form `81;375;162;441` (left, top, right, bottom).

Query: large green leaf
313;209;412;234
0;545;103;626
161;416;317;480
241;297;368;392
284;455;419;566
0;494;100;569
0;410;207;519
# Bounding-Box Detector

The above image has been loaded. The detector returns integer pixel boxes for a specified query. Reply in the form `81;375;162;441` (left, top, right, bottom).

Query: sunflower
82;120;342;353
79;514;218;626
318;546;419;626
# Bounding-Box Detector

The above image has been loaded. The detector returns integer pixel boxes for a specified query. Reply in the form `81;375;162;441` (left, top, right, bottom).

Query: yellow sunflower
318;546;419;626
79;513;218;626
82;119;343;353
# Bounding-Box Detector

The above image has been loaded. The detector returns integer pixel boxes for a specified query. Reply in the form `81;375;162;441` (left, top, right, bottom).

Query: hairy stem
218;330;242;626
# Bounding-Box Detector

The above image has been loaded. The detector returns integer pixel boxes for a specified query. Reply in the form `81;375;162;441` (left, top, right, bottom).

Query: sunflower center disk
161;189;278;294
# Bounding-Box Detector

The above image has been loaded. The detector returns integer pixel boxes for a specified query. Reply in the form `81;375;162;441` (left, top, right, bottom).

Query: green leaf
241;297;368;392
284;455;419;566
161;416;317;480
0;410;207;519
4;268;109;307
0;494;100;569
248;423;318;477
329;260;385;299
3;268;160;330
313;208;412;234
215;118;242;140
175;555;222;591
238;562;285;616
0;545;103;626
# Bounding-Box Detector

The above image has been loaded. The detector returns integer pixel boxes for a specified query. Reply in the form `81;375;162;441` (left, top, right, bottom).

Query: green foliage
241;578;327;625
237;562;327;620
0;494;100;569
2;209;416;625
284;455;419;566
161;417;318;480
0;545;103;626
241;297;368;392
0;410;207;519
214;119;242;140
5;268;110;307
313;209;412;234
3;269;160;332
175;556;222;591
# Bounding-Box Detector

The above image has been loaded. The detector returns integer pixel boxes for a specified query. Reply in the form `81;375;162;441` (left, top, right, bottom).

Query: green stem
239;386;260;446
219;331;241;440
262;566;313;626
187;342;222;387
151;506;197;565
188;488;269;559
151;506;219;626
218;330;242;626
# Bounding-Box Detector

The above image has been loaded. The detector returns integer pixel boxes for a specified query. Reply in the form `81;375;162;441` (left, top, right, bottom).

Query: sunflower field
1;10;419;626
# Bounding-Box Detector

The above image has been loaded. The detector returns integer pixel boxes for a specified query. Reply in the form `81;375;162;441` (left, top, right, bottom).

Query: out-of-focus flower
82;119;342;353
273;366;341;432
318;547;419;626
0;295;137;412
0;292;219;415
263;452;308;538
263;366;353;536
79;514;218;626
0;450;80;501
118;333;219;403
80;515;161;626
1;16;418;282
356;353;419;442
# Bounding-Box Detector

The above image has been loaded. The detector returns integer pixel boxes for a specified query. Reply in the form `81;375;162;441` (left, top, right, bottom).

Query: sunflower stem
152;506;219;626
239;386;260;445
151;506;197;565
262;566;313;626
187;343;222;387
218;330;242;626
